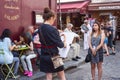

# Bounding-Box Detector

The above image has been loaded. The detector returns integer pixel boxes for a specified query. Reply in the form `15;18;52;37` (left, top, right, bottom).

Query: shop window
32;11;44;25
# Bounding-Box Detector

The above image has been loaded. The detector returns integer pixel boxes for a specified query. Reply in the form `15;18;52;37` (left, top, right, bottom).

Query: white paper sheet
59;32;77;58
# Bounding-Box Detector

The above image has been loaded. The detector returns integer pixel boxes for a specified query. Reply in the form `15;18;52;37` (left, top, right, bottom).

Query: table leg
19;50;24;72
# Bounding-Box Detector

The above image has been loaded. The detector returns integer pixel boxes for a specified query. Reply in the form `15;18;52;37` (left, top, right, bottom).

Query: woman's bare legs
46;73;52;80
57;70;66;80
91;63;96;80
97;62;103;80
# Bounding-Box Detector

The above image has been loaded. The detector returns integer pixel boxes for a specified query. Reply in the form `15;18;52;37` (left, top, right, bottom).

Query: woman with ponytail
38;8;66;80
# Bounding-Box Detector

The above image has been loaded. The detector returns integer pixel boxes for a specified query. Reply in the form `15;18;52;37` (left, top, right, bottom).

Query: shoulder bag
85;48;91;63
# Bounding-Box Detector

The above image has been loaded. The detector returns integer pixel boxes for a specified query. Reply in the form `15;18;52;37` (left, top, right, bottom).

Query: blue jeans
12;51;19;57
34;48;41;66
13;57;20;75
34;48;41;55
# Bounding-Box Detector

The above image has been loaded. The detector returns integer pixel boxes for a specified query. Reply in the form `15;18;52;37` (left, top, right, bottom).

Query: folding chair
0;49;16;80
0;65;4;80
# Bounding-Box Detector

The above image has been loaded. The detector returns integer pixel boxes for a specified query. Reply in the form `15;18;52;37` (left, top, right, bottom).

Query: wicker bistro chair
0;49;16;80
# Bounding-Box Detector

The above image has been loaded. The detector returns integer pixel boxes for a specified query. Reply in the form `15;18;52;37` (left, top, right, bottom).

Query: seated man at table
20;33;36;77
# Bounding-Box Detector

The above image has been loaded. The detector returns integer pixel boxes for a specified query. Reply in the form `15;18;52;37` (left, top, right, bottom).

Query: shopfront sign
3;0;20;21
57;0;83;3
99;6;120;10
92;0;120;3
67;9;80;13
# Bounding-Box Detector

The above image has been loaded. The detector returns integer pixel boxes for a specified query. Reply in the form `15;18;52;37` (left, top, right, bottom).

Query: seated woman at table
20;33;36;77
14;34;26;45
13;34;26;57
0;29;20;78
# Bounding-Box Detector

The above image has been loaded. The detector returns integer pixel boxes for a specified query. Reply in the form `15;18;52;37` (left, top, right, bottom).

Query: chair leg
0;65;7;77
0;65;5;80
5;63;16;80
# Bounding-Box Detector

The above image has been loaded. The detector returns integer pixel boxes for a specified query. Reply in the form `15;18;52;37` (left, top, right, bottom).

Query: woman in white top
0;29;20;77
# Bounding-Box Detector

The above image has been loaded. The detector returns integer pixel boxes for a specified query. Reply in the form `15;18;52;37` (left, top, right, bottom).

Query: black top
38;24;64;56
106;26;113;39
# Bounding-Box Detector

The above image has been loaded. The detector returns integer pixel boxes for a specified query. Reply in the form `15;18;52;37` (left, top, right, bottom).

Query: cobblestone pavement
6;41;120;80
66;41;120;80
38;41;120;80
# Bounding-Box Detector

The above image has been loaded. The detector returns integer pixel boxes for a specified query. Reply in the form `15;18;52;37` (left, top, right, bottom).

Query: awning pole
59;0;62;30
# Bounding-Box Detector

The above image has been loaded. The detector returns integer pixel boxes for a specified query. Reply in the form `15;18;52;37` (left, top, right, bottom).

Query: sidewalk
8;41;86;80
15;59;85;80
17;40;119;80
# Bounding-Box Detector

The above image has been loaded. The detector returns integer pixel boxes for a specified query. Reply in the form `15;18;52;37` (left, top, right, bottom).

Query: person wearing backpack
0;29;20;78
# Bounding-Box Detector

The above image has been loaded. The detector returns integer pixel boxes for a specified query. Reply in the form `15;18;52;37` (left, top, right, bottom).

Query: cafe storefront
88;1;120;39
57;1;90;31
0;0;57;40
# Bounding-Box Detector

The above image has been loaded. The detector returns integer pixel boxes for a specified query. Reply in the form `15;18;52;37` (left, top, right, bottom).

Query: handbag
85;49;91;63
51;55;64;69
39;26;64;69
85;53;91;63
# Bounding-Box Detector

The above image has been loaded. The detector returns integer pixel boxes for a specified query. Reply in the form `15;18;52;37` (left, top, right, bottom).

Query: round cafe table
14;46;29;72
14;47;29;57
